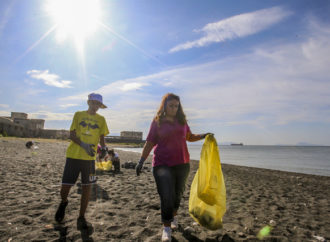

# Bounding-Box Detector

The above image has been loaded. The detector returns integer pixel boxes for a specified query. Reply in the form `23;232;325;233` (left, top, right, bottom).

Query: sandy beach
0;137;329;241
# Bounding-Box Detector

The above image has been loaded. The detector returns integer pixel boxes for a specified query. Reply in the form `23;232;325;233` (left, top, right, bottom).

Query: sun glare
46;0;102;48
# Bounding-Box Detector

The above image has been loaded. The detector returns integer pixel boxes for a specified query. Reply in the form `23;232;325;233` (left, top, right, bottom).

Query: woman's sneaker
171;216;178;229
162;226;172;242
55;201;68;222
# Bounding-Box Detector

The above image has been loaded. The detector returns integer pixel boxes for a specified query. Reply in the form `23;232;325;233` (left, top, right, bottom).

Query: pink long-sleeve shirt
146;119;191;167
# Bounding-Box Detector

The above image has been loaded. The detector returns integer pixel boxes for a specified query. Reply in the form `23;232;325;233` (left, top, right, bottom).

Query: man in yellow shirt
55;93;109;230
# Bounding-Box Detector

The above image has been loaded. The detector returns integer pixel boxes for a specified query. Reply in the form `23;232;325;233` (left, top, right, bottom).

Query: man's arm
70;130;82;145
70;130;95;156
99;135;108;159
99;135;106;147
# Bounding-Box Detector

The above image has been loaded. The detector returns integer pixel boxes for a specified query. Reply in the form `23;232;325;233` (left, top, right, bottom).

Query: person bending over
108;148;120;173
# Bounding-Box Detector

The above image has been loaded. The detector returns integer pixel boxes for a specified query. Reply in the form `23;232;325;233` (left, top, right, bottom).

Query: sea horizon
115;144;330;177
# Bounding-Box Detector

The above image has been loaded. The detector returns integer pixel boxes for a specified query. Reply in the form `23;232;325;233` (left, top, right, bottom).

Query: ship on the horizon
230;143;244;146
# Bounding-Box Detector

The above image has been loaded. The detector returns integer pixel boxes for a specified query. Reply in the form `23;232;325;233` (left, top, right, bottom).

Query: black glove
99;146;108;159
80;142;95;156
136;158;145;176
201;133;214;139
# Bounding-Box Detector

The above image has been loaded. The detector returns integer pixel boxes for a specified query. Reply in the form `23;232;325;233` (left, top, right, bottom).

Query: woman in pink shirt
136;93;211;242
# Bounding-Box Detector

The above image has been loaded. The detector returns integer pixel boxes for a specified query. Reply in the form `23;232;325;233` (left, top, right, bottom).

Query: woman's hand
136;158;145;176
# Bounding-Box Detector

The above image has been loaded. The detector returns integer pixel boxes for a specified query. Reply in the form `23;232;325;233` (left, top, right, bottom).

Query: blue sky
1;0;330;145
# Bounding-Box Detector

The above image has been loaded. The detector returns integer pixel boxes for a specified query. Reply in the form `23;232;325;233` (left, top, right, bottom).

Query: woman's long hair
154;93;187;126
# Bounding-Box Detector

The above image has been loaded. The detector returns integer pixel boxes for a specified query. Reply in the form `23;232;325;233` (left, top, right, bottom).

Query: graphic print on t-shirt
79;118;100;136
79;121;100;129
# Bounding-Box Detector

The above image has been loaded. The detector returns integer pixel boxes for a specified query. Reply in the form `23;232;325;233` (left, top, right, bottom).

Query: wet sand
0;137;329;241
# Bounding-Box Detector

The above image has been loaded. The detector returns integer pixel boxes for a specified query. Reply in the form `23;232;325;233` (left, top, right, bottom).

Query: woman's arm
136;141;155;176
186;131;212;142
186;131;203;142
140;141;155;161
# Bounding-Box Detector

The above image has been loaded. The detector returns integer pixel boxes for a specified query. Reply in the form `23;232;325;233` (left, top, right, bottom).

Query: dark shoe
77;216;91;230
55;201;68;222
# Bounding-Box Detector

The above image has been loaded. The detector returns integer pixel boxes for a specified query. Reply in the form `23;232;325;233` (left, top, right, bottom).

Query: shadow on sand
54;222;94;242
76;183;110;201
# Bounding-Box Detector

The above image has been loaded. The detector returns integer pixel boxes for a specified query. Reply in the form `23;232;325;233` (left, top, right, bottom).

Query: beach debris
45;224;53;229
25;141;39;149
183;226;194;235
257;225;273;240
122;161;137;169
269;219;276;226
312;235;326;242
25;141;34;149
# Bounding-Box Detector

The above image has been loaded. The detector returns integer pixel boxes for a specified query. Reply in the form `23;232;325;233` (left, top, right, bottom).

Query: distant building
0;112;142;142
0;112;69;139
11;112;28;120
0;116;25;137
120;131;143;140
105;131;144;144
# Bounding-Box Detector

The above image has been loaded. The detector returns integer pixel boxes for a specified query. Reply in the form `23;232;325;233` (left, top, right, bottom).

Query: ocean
116;144;330;177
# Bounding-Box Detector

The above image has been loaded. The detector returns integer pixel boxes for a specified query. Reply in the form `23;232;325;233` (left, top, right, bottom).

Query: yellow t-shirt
66;111;109;160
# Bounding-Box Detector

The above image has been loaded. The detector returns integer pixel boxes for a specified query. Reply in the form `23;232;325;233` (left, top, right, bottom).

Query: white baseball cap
88;93;107;109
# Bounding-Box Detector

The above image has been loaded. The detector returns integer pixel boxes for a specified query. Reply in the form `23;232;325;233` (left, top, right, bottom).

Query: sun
46;0;102;51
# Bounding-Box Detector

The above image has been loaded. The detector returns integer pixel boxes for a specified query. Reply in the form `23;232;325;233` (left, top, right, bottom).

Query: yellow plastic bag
95;160;112;171
189;135;226;230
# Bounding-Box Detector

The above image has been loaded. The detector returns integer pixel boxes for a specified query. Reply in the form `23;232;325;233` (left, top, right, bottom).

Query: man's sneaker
162;226;172;242
171;216;178;229
55;201;68;222
77;216;91;230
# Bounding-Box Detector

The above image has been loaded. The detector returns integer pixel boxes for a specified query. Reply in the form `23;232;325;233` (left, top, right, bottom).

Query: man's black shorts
62;158;96;185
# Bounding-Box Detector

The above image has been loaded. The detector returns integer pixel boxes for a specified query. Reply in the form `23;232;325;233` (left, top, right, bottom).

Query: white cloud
59;103;79;109
119;82;148;91
169;6;292;53
59;18;330;145
0;111;10;117
0;1;14;38
26;70;72;88
30;111;73;121
0;104;9;108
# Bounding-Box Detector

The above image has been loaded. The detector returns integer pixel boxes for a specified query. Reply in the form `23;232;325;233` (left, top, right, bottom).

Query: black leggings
152;163;190;223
